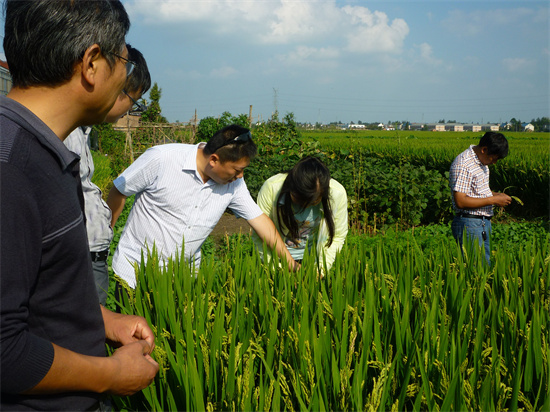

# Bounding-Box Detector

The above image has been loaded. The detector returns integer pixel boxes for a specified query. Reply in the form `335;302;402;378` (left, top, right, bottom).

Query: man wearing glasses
108;124;300;289
1;1;158;410
64;44;151;306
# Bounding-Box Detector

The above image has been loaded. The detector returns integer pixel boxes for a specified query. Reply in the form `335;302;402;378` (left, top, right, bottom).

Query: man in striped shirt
108;124;300;288
449;131;512;264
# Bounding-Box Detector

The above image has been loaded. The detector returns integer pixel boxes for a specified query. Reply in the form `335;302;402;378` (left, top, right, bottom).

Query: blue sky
2;1;549;125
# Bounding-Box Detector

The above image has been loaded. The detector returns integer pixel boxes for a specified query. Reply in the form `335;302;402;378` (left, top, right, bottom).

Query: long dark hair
276;156;335;247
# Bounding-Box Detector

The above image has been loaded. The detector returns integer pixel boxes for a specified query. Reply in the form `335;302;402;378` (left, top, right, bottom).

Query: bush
196;112;250;141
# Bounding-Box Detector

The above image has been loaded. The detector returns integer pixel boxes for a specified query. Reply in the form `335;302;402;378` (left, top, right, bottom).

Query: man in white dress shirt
108;124;299;288
64;44;151;304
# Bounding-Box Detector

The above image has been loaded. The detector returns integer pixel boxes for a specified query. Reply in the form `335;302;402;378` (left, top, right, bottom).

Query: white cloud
260;1;339;44
342;6;409;54
125;0;268;24
501;57;536;73
125;0;410;55
415;43;443;66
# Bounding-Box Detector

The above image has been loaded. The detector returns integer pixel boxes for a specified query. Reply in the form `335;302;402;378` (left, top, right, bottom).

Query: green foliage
302;130;550;220
111;226;550;411
196;111;250;141
245;112;322;198
94;116;549;231
141;82;168;123
93;123;132;178
90;150;112;197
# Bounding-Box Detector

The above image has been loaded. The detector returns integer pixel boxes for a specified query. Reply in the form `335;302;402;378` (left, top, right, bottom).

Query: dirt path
210;212;252;242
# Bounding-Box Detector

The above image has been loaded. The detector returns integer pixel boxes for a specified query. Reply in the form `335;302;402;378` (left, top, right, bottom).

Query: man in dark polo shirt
0;1;158;410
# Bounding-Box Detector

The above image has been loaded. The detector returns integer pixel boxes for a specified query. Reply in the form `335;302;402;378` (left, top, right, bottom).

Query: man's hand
248;213;300;272
101;306;155;353
22;341;158;396
106;340;159;396
492;192;512;207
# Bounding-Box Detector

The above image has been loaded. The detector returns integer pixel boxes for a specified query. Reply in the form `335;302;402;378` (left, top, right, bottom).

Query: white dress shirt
112;143;262;287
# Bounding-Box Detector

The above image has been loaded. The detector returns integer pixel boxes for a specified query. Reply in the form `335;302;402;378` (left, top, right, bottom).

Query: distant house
464;124;482;132
0;60;11;96
522;122;535;132
481;124;500;132
426;123;446;131
113;113;142;130
445;123;464;132
409;123;424;131
348;124;366;129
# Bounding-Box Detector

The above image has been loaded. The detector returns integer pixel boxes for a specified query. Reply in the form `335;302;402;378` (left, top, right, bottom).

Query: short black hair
478;131;509;159
125;44;151;96
4;0;130;88
204;124;257;163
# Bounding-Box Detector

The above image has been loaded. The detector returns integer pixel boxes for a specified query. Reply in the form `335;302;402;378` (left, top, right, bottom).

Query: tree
196;111;250;140
510;118;521;132
531;117;550;132
141;82;168;123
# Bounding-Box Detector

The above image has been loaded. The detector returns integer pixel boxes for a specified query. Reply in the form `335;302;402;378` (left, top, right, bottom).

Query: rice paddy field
111;226;549;411
100;129;549;411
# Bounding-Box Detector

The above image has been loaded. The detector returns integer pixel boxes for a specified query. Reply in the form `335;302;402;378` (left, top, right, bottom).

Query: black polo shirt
0;95;105;410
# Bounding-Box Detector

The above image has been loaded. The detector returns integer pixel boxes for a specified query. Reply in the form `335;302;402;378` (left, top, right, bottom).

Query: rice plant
112;231;549;411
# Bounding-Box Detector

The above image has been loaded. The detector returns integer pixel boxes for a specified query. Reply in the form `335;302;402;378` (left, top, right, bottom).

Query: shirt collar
0;95;79;171
468;144;484;167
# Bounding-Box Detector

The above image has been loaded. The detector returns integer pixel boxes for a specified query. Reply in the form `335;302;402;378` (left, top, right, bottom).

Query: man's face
104;89;142;124
208;156;250;185
93;46;130;124
479;147;500;166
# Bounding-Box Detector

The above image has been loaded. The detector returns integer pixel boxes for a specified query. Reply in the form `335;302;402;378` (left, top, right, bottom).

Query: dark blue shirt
0;95;105;410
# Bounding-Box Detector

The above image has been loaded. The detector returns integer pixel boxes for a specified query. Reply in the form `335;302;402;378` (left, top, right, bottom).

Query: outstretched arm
248;213;300;272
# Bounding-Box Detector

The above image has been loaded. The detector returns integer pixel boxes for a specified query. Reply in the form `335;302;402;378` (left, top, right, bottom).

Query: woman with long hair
254;156;348;273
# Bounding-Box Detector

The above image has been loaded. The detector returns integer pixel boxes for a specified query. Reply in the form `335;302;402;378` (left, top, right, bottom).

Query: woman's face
290;192;323;209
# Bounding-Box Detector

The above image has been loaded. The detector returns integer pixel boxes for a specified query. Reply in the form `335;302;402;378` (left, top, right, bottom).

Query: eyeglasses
122;90;147;113
107;51;136;77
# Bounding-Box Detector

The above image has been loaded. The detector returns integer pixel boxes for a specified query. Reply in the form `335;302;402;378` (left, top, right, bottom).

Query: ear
209;153;220;167
80;44;102;87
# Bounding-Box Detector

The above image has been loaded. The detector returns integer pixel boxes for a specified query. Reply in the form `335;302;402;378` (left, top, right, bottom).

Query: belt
90;249;109;262
457;213;492;220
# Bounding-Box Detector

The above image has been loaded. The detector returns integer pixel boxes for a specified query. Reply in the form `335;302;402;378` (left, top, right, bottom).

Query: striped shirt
449;145;493;216
112;143;262;287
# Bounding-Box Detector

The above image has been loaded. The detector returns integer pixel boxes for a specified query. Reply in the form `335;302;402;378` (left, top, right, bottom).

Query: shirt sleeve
449;158;472;194
228;178;263;221
319;180;349;271
1;164;55;393
113;147;162;196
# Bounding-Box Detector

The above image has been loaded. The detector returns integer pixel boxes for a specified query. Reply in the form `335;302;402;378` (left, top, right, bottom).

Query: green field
296;130;550;224
94;126;550;411
111;226;549;411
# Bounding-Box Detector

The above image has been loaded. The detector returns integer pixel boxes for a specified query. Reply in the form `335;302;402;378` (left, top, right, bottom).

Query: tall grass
112;230;549;411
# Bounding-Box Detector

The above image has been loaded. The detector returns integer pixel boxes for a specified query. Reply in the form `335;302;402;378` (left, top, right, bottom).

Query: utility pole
273;87;278;118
